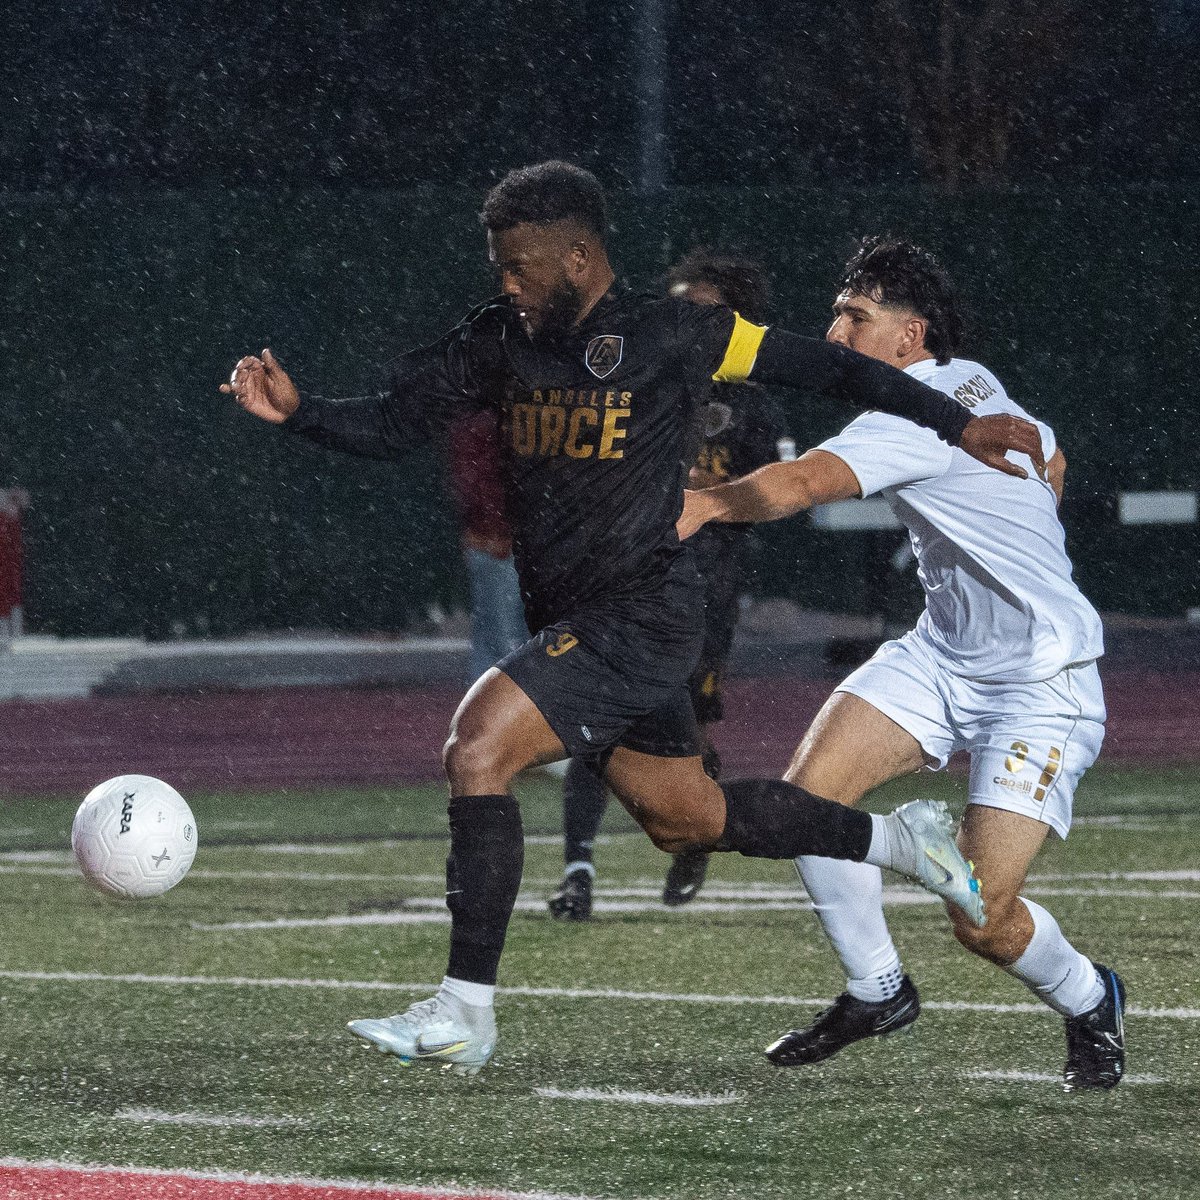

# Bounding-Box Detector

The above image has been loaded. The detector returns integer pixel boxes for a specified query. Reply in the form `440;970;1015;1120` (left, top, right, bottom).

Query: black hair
480;161;608;241
841;236;964;364
664;247;771;325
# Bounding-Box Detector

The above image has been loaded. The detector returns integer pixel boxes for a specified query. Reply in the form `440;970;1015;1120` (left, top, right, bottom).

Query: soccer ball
71;775;198;899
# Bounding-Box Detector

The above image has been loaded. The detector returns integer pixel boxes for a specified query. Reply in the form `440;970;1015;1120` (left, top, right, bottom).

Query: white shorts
836;631;1106;839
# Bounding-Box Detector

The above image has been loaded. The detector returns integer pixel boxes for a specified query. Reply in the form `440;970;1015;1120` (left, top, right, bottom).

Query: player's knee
442;730;511;791
635;804;721;855
950;892;1026;964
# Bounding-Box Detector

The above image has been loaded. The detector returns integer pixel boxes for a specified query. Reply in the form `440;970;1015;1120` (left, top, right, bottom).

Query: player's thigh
785;691;930;806
962;665;1105;840
603;745;725;850
444;666;566;791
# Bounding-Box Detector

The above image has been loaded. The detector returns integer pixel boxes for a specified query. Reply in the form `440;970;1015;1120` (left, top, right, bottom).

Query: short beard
531;277;585;341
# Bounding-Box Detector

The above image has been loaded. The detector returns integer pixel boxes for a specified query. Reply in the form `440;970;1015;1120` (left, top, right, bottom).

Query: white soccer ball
71;775;198;899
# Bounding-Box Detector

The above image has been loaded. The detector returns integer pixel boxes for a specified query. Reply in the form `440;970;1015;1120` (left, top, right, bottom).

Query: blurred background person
548;249;793;919
448;410;528;684
0;488;30;647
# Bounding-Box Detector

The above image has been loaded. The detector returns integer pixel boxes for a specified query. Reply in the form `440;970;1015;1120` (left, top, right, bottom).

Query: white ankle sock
564;860;597;878
440;975;496;1009
1005;898;1103;1017
864;812;898;871
796;855;904;1003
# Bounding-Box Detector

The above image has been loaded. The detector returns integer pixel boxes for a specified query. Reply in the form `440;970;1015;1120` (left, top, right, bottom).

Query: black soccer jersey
289;291;744;627
287;289;971;630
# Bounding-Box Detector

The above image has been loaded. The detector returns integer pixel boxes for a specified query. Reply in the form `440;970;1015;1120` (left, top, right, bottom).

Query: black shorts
500;572;705;762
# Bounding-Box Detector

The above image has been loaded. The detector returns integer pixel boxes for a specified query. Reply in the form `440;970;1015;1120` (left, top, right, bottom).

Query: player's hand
677;489;718;541
219;348;300;423
958;414;1047;481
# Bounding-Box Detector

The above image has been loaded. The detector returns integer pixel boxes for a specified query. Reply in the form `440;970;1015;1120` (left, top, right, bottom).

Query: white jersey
816;358;1103;683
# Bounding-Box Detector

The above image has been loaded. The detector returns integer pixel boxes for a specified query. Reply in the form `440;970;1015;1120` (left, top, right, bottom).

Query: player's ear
904;316;927;357
568;239;590;276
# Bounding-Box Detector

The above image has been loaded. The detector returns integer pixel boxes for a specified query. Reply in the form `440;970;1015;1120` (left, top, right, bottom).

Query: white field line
8;842;1200;886
190;880;1200;933
7;858;1200;906
0;1157;606;1200
966;1069;1166;1086
534;1087;743;1107
113;1106;305;1128
1;968;1197;1020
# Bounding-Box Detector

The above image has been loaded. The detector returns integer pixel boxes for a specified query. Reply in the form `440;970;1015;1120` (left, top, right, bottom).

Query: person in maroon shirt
448;410;528;682
0;488;29;642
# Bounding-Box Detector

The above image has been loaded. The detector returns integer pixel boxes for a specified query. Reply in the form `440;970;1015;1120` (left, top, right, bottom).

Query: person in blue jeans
449;410;528;683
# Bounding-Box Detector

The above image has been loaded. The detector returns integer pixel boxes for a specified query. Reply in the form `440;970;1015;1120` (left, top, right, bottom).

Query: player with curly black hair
222;166;1043;1076
681;235;1122;1092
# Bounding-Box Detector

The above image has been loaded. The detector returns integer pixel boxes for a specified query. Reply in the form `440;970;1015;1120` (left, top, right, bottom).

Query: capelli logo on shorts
546;633;578;657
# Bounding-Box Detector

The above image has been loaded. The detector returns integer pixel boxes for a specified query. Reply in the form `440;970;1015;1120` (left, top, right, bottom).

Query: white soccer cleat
886;799;986;928
347;993;497;1076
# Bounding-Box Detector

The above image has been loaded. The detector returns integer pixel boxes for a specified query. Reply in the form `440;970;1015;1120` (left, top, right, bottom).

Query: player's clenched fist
219;348;300;423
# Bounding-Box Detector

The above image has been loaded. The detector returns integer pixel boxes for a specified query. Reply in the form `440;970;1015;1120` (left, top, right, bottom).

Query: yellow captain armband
712;313;769;383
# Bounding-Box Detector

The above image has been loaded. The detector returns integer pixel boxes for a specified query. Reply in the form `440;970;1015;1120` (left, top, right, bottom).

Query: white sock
564;860;597;879
864;812;898;871
1005;898;1103;1017
796;855;904;1003
440;975;496;1009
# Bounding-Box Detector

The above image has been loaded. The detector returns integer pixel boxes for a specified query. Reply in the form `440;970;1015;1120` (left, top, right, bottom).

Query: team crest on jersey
585;335;623;379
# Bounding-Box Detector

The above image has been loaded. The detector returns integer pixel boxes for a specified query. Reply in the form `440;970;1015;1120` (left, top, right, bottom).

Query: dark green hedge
2;184;1194;636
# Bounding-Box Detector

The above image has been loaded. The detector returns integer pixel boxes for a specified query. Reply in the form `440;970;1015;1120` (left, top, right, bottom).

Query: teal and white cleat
886;799;986;928
348;993;497;1076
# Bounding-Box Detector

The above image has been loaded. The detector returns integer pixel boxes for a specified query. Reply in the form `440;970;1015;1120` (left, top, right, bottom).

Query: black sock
445;793;524;986
717;778;872;861
563;757;608;866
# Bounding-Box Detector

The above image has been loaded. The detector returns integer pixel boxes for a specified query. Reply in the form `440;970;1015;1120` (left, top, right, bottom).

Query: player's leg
661;721;717;907
951;670;1120;1090
663;546;739;907
348;663;566;1074
601;727;981;921
766;691;932;1065
547;757;609;920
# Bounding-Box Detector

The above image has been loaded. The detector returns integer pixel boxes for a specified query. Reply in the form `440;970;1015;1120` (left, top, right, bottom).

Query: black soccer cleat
1062;964;1126;1092
765;975;921;1066
547;867;593;921
662;850;710;907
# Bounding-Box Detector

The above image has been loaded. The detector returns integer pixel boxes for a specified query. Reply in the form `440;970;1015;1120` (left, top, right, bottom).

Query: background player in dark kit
547;248;790;919
222;161;1042;1075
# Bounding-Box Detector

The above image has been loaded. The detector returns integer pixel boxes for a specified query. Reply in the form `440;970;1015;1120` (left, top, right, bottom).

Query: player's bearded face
488;224;586;339
527;272;584;338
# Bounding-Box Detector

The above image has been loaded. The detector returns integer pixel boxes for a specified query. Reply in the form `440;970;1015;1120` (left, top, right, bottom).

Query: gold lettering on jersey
564;407;597;457
953;374;998;410
599;408;629;459
507;390;635;458
511;403;537;455
546;632;579;657
540;405;566;456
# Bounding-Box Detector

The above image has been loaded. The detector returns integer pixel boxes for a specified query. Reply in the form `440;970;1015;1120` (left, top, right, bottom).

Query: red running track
0;1162;527;1200
1;669;1198;798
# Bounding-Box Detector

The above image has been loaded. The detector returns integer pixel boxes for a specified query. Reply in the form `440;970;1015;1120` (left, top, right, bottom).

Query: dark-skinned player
548;248;790;919
222;161;1043;1075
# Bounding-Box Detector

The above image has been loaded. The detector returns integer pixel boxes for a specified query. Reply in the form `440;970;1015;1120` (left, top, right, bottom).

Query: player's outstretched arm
220;349;300;423
734;327;1044;480
678;450;859;540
